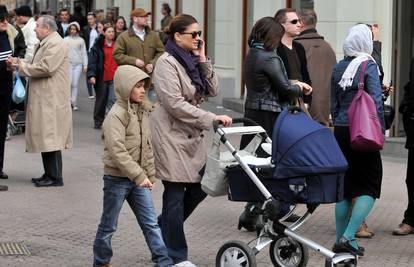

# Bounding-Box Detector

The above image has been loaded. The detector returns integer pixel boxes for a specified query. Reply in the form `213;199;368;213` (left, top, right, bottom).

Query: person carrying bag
347;60;384;151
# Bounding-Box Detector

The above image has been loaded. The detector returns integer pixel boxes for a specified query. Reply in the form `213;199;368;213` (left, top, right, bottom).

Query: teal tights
335;195;375;249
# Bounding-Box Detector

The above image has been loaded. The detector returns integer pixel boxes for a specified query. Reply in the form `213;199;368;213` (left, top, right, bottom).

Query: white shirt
61;23;69;35
133;25;145;41
89;27;98;51
21;17;39;62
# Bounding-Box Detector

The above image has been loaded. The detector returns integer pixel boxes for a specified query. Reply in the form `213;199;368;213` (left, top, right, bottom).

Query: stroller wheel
269;237;309;267
216;240;257;267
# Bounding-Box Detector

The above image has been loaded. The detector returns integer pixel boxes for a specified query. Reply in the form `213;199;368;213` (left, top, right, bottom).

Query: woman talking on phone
150;14;232;267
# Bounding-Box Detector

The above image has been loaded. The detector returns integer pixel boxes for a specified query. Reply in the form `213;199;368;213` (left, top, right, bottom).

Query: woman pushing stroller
238;16;312;231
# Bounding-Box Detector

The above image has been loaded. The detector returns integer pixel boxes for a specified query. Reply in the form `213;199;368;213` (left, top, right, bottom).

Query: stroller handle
213;117;261;132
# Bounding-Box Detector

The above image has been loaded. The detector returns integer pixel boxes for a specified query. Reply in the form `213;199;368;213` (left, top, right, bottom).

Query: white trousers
70;64;83;106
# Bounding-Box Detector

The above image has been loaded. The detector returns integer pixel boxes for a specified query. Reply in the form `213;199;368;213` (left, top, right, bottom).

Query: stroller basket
227;165;344;203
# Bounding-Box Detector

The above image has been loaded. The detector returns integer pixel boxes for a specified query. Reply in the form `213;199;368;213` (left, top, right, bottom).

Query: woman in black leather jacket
238;17;312;232
240;17;312;150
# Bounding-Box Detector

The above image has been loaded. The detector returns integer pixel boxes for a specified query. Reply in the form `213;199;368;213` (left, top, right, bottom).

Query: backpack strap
358;60;369;91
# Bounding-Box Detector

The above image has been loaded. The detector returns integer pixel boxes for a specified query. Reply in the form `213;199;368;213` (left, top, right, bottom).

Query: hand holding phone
193;39;206;62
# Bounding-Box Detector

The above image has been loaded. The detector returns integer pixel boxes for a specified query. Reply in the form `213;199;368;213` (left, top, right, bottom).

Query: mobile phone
197;40;203;49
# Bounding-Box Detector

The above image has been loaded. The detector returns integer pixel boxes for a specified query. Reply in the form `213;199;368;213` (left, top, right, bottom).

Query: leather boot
34;176;63;187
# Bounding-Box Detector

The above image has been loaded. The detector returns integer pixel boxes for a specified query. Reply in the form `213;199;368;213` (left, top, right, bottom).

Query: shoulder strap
358;60;369;91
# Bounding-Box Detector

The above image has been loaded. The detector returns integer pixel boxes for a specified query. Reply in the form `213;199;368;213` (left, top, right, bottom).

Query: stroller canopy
272;108;348;179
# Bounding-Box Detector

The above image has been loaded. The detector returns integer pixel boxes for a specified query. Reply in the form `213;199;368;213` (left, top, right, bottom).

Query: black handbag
383;104;395;130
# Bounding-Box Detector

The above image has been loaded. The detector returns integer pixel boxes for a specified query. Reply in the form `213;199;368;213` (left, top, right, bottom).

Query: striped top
0;31;12;77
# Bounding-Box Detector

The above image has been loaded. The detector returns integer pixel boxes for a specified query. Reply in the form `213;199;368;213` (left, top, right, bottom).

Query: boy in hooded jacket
93;65;173;267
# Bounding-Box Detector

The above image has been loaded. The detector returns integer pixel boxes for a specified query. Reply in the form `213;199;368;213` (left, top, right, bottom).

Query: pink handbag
348;60;384;151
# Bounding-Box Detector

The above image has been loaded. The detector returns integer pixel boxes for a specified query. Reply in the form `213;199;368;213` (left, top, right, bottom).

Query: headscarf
338;24;380;89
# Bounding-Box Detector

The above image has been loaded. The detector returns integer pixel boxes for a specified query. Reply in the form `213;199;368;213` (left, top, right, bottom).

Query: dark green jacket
113;26;164;71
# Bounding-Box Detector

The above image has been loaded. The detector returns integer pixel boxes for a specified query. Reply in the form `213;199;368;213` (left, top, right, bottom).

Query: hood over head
114;65;150;105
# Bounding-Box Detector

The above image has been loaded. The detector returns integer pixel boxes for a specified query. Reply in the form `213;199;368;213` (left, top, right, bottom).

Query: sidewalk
0;89;413;266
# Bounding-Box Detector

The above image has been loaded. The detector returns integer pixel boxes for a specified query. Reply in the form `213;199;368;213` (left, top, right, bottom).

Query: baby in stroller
202;107;358;267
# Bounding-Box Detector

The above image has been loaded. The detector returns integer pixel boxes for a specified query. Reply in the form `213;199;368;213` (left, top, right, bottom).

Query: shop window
292;0;314;10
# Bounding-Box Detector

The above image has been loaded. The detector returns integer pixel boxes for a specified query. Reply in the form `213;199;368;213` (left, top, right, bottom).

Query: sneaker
0;184;8;191
73;106;78;111
89;95;95;99
173;260;197;267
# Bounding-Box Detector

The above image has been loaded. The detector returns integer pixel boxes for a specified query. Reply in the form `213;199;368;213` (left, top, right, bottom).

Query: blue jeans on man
93;175;173;267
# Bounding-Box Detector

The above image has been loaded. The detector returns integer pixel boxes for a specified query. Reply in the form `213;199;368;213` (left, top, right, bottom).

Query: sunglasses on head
180;31;202;38
288;19;300;25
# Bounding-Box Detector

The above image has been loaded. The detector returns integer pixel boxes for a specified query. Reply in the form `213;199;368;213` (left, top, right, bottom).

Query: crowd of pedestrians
0;2;413;267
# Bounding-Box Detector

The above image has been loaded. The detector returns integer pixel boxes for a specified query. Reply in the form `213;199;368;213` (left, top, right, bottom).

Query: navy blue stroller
211;107;358;267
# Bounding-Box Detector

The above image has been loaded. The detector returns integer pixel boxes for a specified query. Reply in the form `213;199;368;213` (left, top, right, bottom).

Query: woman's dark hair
68;24;79;34
248;17;284;50
162;3;172;15
165;14;198;40
115;16;127;31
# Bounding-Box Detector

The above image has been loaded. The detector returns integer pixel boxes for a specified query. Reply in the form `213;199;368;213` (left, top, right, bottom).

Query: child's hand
139;178;153;190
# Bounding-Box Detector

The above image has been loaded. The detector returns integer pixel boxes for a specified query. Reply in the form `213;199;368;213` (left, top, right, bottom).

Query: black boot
31;174;48;183
35;176;63;187
238;202;262;232
0;171;8;179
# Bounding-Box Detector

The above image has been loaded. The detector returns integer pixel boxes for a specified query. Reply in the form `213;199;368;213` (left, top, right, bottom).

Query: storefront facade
1;0;409;136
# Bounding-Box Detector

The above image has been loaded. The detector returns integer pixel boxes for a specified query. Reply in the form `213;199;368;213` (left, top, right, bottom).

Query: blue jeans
158;181;207;263
93;175;173;267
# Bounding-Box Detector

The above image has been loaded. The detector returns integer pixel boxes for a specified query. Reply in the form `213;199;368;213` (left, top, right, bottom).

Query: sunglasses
0;17;7;23
180;31;202;38
288;19;300;25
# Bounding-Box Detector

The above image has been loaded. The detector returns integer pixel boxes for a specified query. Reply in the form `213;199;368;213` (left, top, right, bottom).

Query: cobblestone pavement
0;87;413;267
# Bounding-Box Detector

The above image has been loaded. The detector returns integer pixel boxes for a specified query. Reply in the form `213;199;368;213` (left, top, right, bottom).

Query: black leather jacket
245;46;302;112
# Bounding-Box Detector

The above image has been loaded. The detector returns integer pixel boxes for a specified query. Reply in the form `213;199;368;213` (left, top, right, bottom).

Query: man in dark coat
275;8;312;106
393;58;414;235
0;5;26;191
296;9;336;126
82;11;99;98
56;8;71;37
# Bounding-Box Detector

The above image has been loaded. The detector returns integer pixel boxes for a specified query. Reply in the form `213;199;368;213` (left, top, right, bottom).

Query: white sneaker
89;95;95;99
73;106;78;111
173;260;197;267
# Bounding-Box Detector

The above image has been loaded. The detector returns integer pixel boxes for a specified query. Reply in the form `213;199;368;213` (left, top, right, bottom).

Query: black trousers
0;76;13;173
93;81;108;127
403;148;414;226
41;151;63;180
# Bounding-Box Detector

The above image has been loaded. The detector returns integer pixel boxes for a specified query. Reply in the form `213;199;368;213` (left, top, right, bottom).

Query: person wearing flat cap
14;5;38;62
113;7;164;81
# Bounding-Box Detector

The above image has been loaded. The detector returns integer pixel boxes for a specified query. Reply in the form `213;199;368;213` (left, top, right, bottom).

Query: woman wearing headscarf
331;24;385;256
150;14;232;266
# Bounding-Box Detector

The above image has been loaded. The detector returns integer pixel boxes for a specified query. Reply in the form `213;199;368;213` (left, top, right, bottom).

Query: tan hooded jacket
102;65;155;185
